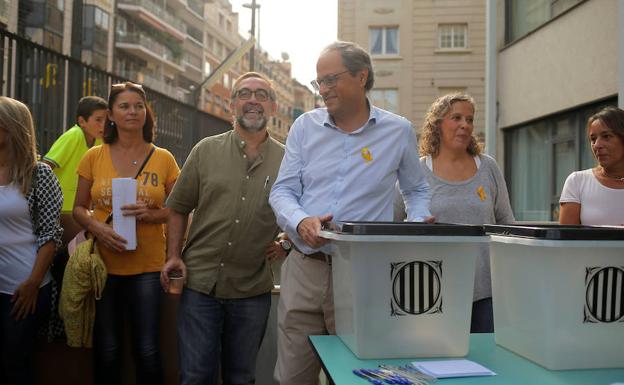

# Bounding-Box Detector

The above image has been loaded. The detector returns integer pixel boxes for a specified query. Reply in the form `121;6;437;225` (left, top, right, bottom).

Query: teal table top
309;334;624;385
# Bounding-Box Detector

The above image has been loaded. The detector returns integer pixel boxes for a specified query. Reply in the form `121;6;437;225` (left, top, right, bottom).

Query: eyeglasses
310;70;350;91
235;88;271;102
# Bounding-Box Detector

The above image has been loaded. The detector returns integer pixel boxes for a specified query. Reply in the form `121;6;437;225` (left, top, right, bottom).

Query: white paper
411;359;496;378
112;178;137;251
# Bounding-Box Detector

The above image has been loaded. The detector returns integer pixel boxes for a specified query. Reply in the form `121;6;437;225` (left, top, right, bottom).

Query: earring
110;121;115;127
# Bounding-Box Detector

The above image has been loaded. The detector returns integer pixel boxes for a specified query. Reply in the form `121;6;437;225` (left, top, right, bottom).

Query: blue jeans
93;272;163;385
0;283;51;385
177;289;271;385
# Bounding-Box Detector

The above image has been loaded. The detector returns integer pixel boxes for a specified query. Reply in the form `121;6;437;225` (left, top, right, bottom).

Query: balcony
117;0;186;41
118;70;192;103
116;32;184;73
183;53;202;73
169;0;204;22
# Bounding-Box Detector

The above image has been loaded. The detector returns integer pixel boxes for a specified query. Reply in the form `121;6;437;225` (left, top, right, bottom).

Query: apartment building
338;0;486;138
293;79;316;120
114;0;208;102
201;0;246;121
495;0;618;221
263;58;294;143
9;0;313;137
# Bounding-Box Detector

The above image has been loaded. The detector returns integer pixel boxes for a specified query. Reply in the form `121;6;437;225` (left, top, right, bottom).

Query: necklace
601;167;624;182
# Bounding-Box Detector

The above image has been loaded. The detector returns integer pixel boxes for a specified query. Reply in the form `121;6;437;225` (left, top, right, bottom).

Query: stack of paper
410;359;496;378
112;178;137;251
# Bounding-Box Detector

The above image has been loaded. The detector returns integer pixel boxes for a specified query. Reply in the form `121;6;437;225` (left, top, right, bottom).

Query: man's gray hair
322;41;374;91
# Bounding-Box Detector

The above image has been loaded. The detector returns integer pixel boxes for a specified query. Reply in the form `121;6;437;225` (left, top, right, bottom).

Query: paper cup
167;271;184;295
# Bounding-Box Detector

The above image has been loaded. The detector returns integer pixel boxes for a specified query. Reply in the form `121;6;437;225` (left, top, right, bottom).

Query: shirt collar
232;128;272;155
322;98;378;134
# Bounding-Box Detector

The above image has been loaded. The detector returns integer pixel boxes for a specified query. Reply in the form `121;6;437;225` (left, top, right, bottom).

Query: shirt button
235;219;240;223
241;196;246;201
241;141;245;145
220;263;225;267
246;175;250;180
243;154;247;158
228;242;232;246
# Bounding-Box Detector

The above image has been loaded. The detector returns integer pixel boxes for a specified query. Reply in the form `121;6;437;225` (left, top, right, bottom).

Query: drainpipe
485;0;497;157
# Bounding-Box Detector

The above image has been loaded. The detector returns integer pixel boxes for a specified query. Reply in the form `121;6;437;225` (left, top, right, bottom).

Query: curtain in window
509;123;550;221
369;28;382;55
385;28;398;54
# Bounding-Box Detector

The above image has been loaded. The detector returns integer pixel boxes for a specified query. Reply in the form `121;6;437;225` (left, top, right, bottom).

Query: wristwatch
279;239;293;254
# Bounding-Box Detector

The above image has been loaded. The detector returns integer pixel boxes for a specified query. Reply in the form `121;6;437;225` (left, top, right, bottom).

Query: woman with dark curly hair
395;93;514;332
560;106;624;225
0;96;63;385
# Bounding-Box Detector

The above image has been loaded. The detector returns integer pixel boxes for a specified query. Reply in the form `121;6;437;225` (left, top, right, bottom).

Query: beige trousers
274;250;335;385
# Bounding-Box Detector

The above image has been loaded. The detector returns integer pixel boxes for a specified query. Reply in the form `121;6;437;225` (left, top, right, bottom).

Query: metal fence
0;28;230;166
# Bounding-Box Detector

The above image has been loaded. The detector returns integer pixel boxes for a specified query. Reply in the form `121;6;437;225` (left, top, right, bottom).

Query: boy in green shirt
43;96;108;245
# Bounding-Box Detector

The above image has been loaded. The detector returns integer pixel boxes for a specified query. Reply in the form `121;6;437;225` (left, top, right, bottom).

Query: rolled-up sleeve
33;163;63;251
166;144;200;214
397;127;431;221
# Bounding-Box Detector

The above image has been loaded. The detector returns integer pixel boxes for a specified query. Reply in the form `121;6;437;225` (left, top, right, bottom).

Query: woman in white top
0;96;63;385
560;107;624;226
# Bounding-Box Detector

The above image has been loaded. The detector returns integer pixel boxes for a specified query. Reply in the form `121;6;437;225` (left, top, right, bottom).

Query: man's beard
236;104;268;132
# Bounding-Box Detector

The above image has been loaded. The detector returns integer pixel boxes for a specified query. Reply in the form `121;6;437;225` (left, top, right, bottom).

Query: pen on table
263;176;270;189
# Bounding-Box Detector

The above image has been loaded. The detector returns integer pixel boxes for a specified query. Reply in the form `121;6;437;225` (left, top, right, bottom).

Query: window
94;7;109;30
369;27;399;56
438;24;468;49
116;16;127;36
206;34;214;52
369;89;398;114
506;0;583;43
223;73;230;88
204;61;211;76
505;99;616;221
187;25;203;43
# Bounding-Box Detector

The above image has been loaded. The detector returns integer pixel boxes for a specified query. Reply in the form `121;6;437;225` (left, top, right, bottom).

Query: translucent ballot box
486;224;624;370
320;222;488;359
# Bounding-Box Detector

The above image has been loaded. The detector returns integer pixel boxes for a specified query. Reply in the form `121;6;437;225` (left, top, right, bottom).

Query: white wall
498;0;618;129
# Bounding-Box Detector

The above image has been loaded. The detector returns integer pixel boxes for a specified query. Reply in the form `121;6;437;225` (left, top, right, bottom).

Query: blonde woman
395;93;514;332
0;96;63;385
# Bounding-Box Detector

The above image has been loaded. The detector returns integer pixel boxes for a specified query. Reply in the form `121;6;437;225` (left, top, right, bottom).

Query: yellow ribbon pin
361;147;373;163
477;186;487;201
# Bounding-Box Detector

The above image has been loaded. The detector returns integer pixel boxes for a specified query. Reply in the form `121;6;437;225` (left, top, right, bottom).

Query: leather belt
304;251;332;265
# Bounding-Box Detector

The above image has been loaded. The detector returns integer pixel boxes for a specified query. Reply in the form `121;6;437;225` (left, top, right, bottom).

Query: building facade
9;0;312;140
496;0;617;221
293;79;316;121
338;0;486;138
201;0;246;121
114;0;208;103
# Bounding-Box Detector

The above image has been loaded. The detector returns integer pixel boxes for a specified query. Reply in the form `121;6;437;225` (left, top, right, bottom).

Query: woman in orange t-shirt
73;82;179;385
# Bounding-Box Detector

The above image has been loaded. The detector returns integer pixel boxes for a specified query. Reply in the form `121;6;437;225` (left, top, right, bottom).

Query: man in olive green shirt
162;72;285;385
